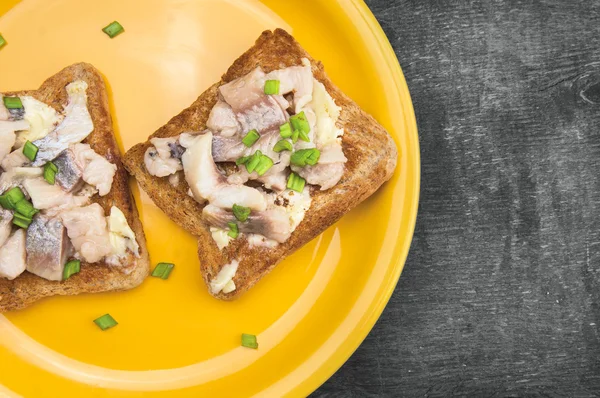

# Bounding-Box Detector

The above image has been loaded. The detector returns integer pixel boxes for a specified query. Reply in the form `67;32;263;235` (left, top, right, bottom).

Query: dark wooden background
314;0;600;396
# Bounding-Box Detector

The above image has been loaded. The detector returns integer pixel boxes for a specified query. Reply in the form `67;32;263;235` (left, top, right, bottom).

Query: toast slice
124;29;397;299
0;63;150;312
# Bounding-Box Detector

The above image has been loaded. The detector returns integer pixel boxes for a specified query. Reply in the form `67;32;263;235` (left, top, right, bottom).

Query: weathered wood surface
315;0;600;396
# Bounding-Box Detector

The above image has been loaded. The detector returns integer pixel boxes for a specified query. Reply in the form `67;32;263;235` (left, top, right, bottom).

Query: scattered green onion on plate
102;21;125;38
241;333;258;349
151;262;175;280
94;314;118;331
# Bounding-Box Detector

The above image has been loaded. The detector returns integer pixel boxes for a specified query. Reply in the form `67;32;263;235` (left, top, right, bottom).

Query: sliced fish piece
0;119;29;163
144;137;183;178
264;62;314;113
180;132;266;211
203;204;291;243
53;148;84;192
206;101;241;137
227;152;290;192
0;167;43;194
60;203;112;263
1;148;29;171
70;144;116;196
292;161;345;191
26;216;70;281
212;128;282;163
0;209;13;248
31;81;93;166
0;94;9;121
219;67;288;134
22;177;89;211
0;229;27;280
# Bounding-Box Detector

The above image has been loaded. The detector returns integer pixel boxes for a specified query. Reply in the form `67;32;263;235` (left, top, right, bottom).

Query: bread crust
124;29;397;300
0;63;150;312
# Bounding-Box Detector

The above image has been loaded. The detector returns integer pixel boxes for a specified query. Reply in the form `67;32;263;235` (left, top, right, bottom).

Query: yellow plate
0;0;419;396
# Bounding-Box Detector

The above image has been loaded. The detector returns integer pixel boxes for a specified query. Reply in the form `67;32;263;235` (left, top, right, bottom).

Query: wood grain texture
314;0;600;396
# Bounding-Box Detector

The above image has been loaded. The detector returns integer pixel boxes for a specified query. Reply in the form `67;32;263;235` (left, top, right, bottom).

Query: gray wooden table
314;1;600;396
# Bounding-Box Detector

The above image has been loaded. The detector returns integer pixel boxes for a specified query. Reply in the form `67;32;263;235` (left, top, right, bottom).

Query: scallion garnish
232;204;251;222
227;222;239;238
273;139;293;153
3;96;22;109
151;262;174;280
23;141;38;161
298;130;310;142
290;148;320;167
43;162;58;185
291;130;299;144
94;314;118;331
255;154;273;176
279;122;292;138
0;187;25;210
63;260;81;280
290;111;310;134
264;80;280;95
102;21;125;39
245;150;262;174
14;200;38;219
241;333;258;349
287;172;306;193
0;34;6;50
236;156;250;166
242;129;260;147
12;213;32;229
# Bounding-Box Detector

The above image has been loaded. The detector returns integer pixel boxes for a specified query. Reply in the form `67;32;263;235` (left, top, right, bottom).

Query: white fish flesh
206;101;241;137
144;137;184;178
26;216;70;281
22;177;89;211
203;204;291;243
0;94;9;121
180;132;267;211
0;209;13;248
264;62;314;113
293;162;345;191
31;81;93;166
53;147;84;192
227;151;291;192
0;229;27;280
70;144;116;196
0;167;43;194
0;120;29;163
60;203;112;263
1;148;29;171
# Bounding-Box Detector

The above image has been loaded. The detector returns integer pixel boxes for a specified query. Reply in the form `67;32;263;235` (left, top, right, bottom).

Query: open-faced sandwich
0;63;149;312
124;29;397;300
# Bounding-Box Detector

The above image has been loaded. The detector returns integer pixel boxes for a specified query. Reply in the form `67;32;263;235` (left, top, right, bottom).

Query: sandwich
124;29;397;300
0;63;149;312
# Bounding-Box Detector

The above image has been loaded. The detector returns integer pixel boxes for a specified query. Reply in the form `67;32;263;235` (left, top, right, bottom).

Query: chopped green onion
279;122;293;138
236;156;250;166
94;314;118;331
245;150;262;174
273;139;293;153
3;96;22;109
0;187;25;210
43;162;58;185
291;148;321;167
14;200;38;219
0;34;6;50
298;130;310;142
241;333;258;349
23;141;38;161
264;80;280;95
255;154;273;176
102;21;125;39
287;172;306;193
292;130;300;144
63;260;81;280
151;262;174;280
12;213;32;229
232;204;251;222
290;111;310;135
227;222;239;238
242;129;260;147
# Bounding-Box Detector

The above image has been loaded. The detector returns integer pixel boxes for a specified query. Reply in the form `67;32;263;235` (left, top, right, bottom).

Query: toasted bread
124;29;397;300
0;63;150;312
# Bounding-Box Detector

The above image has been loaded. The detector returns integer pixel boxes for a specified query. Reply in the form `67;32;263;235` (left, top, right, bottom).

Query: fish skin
26;215;71;281
53;147;84;192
